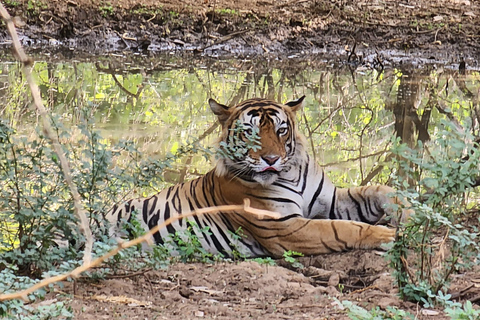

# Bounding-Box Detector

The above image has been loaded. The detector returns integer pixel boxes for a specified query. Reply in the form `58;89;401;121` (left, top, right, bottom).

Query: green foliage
227;227;248;261
0;266;74;319
130;5;163;15
217;120;262;161
4;0;20;7
26;0;46;15
388;119;480;307
215;8;239;15
99;3;114;17
0;112;212;316
165;220;215;263
444;301;480;320
341;300;415;320
282;250;304;269
250;257;276;266
0;119;79;274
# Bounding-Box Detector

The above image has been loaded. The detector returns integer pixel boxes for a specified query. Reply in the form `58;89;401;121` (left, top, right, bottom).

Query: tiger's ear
209;98;231;125
285;95;305;113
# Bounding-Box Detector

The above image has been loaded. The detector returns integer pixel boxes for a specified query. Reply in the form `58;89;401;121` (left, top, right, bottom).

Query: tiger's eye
277;127;288;135
244;128;253;135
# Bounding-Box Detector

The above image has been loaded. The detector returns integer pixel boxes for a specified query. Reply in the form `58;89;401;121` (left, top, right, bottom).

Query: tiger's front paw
361;225;395;250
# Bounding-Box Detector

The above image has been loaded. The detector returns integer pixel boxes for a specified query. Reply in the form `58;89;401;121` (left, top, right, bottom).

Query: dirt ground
2;0;480;319
43;251;480;319
2;0;480;58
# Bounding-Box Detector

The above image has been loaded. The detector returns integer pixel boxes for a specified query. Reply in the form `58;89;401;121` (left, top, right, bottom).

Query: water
0;53;478;188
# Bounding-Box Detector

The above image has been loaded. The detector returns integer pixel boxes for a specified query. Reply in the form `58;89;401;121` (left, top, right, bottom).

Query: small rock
421;309;440;316
179;286;192;298
328;273;340;287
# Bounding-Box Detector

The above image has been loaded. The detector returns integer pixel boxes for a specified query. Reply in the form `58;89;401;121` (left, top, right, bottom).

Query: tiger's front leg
334;185;411;226
250;217;395;258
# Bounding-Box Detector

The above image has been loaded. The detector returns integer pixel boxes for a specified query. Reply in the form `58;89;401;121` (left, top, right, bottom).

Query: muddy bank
1;0;480;60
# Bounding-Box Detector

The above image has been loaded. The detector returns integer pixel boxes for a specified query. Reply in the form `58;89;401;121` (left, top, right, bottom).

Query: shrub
0;111;209;317
388;119;480;307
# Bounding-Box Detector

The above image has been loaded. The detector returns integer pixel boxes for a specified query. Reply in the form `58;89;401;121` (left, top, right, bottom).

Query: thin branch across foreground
0;200;281;302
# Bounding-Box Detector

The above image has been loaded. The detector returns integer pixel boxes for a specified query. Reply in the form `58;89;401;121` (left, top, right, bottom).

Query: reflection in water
0;54;478;188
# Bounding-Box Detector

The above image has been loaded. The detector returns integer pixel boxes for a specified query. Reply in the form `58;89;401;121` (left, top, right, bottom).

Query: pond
0;52;479;191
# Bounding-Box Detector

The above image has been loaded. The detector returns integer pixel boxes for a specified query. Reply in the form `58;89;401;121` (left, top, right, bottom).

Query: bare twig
0;199;280;302
0;4;93;264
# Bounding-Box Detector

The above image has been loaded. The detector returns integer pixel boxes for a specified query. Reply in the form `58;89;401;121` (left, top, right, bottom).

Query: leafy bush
0;266;73;319
282;250;304;269
0;112;209;317
341;300;415;320
445;301;480;320
388;119;480;307
164;220;216;263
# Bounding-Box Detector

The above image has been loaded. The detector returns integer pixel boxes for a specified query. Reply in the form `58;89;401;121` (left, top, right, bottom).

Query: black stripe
239;102;278;111
187;197;196;211
148;209;163;245
201;178;214;207
147;195;158;217
164;203;177;235
246;193;301;209
346;208;352;220
356;192;371;222
125;199;133;212
191;180;203;209
272;181;302;195
192;215;211;246
329;188;337;219
307;173;325;215
218;212;254;253
366;197;374;217
232;211;279;231
348;190;368;222
332;222;348;247
202;214;230;255
300;161;309;193
166;185;173;199
117;208;123;223
111;204;118;215
320;239;336;252
172;187;181;212
206;217;231;256
260;214;301;222
277;163;302;185
257;220;311;240
208;171;219;207
172;187;183;227
276;242;288;253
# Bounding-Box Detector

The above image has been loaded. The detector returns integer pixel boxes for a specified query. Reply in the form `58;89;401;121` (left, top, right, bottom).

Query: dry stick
0;200;281;302
0;4;93;264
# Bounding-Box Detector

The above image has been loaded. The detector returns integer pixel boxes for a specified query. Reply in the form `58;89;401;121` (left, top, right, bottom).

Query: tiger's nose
262;155;280;165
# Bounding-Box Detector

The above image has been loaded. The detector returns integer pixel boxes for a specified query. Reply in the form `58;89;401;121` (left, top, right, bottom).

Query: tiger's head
209;97;306;186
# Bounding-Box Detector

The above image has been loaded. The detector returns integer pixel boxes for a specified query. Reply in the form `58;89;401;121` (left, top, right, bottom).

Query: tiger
105;96;408;258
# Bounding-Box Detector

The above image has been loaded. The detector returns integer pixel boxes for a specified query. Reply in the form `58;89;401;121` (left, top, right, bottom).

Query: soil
2;0;480;59
3;0;480;319
44;251;480;319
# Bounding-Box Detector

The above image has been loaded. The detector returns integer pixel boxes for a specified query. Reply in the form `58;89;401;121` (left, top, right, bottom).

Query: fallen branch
0;199;280;302
0;4;93;264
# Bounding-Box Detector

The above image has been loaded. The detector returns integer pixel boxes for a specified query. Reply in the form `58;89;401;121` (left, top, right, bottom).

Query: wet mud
1;0;479;62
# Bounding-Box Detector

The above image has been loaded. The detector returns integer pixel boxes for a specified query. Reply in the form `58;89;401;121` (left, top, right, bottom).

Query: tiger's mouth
261;166;279;172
